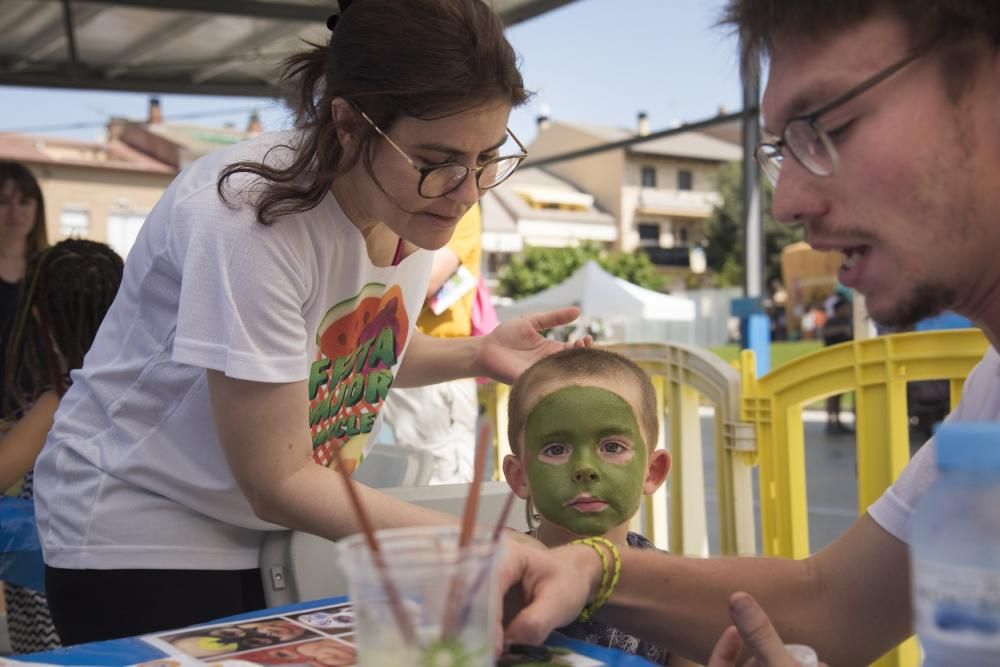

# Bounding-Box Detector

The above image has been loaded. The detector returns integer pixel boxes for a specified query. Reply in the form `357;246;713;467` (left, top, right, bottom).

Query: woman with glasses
32;0;585;644
0;161;49;424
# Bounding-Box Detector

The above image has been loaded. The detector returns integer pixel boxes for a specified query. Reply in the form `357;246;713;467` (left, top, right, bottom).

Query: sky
0;0;745;146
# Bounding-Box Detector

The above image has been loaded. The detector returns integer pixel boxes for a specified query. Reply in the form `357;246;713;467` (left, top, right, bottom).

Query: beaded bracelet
570;536;622;622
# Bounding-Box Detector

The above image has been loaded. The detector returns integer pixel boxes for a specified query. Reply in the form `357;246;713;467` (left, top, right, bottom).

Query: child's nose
572;466;599;483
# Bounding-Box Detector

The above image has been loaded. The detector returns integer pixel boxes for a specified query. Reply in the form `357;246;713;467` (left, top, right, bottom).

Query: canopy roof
0;0;577;96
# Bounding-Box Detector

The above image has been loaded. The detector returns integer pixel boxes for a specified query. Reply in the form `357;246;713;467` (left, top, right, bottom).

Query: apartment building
480;166;616;277
525;113;741;286
0;99;261;258
0;131;175;258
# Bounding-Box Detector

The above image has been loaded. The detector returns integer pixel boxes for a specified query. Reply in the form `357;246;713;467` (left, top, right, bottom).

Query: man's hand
707;593;824;667
500;541;601;646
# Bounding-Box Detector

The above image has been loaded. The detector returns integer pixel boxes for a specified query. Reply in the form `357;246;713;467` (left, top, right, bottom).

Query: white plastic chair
352;444;434;488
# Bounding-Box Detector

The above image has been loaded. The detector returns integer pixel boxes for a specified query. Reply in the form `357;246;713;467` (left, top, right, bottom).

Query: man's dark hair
720;1;1000;93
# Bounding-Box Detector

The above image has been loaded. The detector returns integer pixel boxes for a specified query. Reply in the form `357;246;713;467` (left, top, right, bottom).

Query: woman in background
0;240;124;653
0;160;49;421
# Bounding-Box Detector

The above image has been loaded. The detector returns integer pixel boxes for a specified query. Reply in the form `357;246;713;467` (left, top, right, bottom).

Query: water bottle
910;422;1000;666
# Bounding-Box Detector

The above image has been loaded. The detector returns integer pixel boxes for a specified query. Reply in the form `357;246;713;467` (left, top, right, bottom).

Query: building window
107;212;148;259
641;166;657;188
59;207;90;238
677;169;693;190
679;226;689;245
638;222;660;247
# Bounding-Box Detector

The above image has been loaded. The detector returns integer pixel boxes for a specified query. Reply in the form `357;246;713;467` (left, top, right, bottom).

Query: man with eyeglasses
500;2;1000;665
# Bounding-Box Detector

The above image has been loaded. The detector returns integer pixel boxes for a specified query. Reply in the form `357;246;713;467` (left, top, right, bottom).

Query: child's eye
600;439;632;456
540;443;570;458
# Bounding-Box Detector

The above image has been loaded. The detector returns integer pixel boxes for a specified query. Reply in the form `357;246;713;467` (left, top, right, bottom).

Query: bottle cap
785;644;818;667
935;422;1000;471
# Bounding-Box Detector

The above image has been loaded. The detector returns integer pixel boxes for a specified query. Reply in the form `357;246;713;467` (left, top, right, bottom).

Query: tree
702;161;803;289
498;242;666;300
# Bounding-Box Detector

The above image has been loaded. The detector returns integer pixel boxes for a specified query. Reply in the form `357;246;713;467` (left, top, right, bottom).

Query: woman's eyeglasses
357;109;527;199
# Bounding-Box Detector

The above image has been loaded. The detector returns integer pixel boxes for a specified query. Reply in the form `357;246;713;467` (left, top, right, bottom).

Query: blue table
5;497;653;665
19;595;656;666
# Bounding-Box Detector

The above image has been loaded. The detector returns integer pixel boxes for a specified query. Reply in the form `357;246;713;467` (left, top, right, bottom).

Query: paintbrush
330;444;417;645
440;420;493;639
452;489;518;633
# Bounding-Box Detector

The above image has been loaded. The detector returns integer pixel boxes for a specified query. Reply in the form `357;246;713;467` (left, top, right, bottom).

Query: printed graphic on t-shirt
307;283;410;473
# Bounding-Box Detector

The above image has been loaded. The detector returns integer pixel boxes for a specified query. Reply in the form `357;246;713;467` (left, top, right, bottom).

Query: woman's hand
476;307;591;384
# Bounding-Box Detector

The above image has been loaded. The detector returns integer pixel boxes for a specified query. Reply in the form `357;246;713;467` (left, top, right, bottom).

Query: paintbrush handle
330;445;417;645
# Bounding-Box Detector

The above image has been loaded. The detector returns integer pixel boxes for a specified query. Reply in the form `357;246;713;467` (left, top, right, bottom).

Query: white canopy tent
497;260;696;343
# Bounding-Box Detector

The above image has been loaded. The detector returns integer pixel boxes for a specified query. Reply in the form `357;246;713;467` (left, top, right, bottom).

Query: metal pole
741;67;762;298
61;0;80;68
739;62;771;375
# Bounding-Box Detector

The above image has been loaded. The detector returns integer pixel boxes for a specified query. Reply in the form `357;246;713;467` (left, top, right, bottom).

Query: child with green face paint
503;348;694;666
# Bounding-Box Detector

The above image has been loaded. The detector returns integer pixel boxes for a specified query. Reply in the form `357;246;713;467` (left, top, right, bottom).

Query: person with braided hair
31;0;587;645
0;239;123;654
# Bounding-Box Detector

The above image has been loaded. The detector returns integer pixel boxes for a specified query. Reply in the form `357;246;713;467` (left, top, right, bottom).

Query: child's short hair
507;347;659;454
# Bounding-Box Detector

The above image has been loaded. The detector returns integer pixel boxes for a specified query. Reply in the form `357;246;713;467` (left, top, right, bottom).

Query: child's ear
643;449;671;495
502;454;531;500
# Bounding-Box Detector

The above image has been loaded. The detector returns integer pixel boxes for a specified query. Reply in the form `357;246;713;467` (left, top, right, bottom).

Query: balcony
636;188;722;218
640;246;690;267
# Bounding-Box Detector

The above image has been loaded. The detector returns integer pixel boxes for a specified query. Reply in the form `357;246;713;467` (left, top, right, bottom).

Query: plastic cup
337;525;502;666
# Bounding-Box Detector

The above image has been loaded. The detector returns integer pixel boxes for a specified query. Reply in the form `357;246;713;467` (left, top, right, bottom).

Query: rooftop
545;119;743;163
0;132;175;174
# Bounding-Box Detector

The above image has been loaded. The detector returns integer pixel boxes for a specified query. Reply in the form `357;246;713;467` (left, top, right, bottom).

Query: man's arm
506;515;911;666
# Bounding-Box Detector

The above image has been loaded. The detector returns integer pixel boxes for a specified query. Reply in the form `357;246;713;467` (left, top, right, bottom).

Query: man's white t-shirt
868;345;1000;543
33;131;433;571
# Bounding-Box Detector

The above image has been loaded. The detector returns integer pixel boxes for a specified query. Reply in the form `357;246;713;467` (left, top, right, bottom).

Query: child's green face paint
522;385;647;537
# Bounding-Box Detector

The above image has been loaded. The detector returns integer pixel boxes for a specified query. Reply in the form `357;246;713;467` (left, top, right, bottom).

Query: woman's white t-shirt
33;131;433;571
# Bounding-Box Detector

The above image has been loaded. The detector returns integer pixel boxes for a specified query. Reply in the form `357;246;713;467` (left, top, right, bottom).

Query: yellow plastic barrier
740;328;988;667
477;380;509;481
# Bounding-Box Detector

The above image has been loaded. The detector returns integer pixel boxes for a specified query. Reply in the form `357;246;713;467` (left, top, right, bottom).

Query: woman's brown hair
0;160;49;255
218;0;529;225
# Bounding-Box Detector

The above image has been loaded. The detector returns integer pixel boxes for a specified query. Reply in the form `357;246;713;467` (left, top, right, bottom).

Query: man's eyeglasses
754;41;936;187
356;108;527;199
